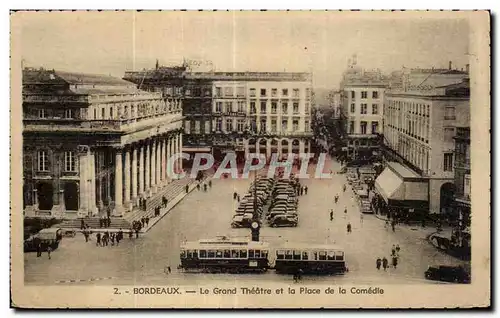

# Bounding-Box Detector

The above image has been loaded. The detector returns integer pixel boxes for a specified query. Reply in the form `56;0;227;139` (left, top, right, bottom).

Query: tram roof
276;242;344;251
181;238;270;249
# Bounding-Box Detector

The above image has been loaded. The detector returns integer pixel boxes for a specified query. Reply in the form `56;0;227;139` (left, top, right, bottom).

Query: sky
15;11;470;89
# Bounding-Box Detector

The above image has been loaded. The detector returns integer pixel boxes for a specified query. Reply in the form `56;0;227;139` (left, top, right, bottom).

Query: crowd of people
376;244;401;271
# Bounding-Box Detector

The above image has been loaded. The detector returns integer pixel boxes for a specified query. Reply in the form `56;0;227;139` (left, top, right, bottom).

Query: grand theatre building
22;68;183;218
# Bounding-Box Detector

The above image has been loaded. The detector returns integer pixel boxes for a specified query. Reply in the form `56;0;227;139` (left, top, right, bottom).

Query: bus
179;236;270;273
274;243;348;275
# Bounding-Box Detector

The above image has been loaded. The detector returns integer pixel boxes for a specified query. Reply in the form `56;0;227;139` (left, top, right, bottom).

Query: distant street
25;156;466;286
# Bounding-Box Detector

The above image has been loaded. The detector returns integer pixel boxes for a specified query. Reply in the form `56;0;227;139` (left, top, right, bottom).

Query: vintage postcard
10;10;490;308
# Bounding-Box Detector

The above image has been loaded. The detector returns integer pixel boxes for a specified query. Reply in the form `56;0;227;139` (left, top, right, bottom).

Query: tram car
179;236;270;273
274;243;348;275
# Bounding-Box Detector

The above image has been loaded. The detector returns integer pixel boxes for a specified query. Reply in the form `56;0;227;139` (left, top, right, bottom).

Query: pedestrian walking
396;244;401;255
347;223;352;233
168;266;171;274
233;192;238;200
382;257;388;271
162;196;168;207
330;210;334;221
96;233;101;246
300;187;304;196
203;183;208;192
391;245;396;257
391;221;396;232
208;180;212;188
344;207;347;214
196;183;201;191
135;227;140;239
343;184;346;192
304;186;308;195
376;258;382;270
83;230;89;242
392;256;398;269
145;217;149;227
334;194;339;204
46;245;52;259
35;239;42;257
185;184;189;193
110;233;115;246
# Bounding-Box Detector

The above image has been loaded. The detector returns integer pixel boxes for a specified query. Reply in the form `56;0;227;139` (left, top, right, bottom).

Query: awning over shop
375;162;428;204
375;167;404;203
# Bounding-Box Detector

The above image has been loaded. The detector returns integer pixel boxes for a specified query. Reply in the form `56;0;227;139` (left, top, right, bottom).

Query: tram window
335;251;344;260
285;250;293;260
208;250;215;258
249;250;255;258
319;251;327;261
199;250;207;258
313;252;318;260
240;250;247;258
276;250;285;260
215;250;223;258
302;252;308;260
327;251;335;260
262;250;268;258
180;250;186;258
254;250;261;258
231;250;239;258
293;251;301;260
224;249;231;258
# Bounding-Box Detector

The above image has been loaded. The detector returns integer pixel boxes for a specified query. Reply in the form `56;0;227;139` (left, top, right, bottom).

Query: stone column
78;153;88;216
89;153;97;215
277;142;282;158
299;140;305;154
179;133;183;172
145;140;150;196
151;139;157;193
131;146;138;203
114;149;124;216
139;144;145;197
161;137;167;184
266;139;271;159
167;137;172;182
124;148;131;210
156;138;161;188
171;136;177;175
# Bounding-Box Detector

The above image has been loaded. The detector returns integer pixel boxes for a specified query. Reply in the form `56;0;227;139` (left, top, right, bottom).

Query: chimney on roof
449;61;452;70
466;64;470;73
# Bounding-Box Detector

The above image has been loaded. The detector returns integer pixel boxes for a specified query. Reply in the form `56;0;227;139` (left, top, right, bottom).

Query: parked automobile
424;265;471;283
24;228;63;252
269;215;298;227
231;213;254;228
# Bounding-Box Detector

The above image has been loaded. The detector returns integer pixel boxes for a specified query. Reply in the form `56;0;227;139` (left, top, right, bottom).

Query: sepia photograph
9;10;490;308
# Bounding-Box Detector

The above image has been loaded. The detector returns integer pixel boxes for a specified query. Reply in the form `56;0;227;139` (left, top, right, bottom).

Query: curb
56;276;114;284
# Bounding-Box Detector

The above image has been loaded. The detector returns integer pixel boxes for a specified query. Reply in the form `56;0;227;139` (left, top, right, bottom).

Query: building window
372;104;378;115
444;127;455;142
64;151;77;172
306;88;311;99
350;103;355;113
216;118;222;132
282;120;288;132
249;88;256;97
372;121;379;134
250;101;256;114
237;119;245;132
93;108;97;119
282;88;288;97
372;91;379;99
292;89;300;98
102;108;106;119
361;103;367;114
305;103;310;114
215;102;223;113
271;119;277;132
195;120;201;134
260;101;267;114
260;89;266;97
225;119;233;132
64;109;73;119
224;87;234;97
349;121;354;134
271;102;277;114
224;101;233;113
444;153;454;172
464;174;471;197
237;101;245;113
184;120;190;134
361;91;368;99
444;107;456;120
293;103;299;114
236;87;245;97
282;102;288;114
215;87;222;97
204;121;211;134
305;120;310;132
185;88;191;96
271;88;277;97
260;119;267;132
360;121;367;134
37;150;49;172
38;109;46;119
351;91;355;99
293;120;299;131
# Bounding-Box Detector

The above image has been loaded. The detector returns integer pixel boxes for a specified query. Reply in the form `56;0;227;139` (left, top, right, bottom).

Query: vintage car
24;228;63;252
424;265;471;283
269;214;298;228
231;213;254;228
